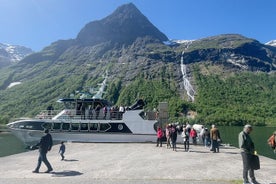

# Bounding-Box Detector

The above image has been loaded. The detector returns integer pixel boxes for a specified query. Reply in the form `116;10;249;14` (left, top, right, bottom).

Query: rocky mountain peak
0;43;33;67
76;3;168;46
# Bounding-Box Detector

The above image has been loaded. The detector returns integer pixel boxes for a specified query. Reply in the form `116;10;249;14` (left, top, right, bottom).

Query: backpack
267;135;276;149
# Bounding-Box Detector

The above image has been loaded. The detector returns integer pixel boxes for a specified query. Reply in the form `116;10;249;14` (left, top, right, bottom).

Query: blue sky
1;0;275;51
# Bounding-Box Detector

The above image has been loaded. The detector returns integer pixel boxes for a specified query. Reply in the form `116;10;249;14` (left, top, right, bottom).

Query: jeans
211;140;219;152
35;151;53;171
184;140;189;151
204;138;210;147
241;152;255;182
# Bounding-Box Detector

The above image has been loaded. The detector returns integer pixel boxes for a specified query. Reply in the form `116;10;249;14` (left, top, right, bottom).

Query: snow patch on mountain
0;43;33;62
163;39;195;46
7;82;22;89
265;40;276;47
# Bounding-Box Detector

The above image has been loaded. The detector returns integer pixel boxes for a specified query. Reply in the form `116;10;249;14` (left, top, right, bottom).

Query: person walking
59;141;66;160
32;129;53;173
156;127;163;147
170;125;178;151
239;124;260;184
190;128;197;145
165;124;171;148
203;128;211;147
210;124;221;153
181;127;190;152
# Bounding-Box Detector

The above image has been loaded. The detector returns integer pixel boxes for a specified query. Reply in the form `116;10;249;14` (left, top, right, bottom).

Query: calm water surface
1;126;276;160
219;126;276;159
0;132;26;157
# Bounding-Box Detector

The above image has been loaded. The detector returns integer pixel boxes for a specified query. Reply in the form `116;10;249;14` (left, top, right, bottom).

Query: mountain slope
0;43;33;67
177;34;276;72
0;4;275;126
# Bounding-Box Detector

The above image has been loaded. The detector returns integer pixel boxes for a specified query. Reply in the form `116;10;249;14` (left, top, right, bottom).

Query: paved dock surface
0;143;276;184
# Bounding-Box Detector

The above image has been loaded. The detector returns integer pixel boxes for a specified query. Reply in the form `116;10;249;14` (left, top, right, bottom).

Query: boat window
63;102;75;109
62;123;70;131
53;123;61;130
71;123;80;131
89;123;98;131
139;111;146;119
99;123;111;132
80;123;88;131
16;121;45;130
42;122;52;130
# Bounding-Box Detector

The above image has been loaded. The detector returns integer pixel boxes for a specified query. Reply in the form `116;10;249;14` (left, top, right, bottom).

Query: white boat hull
9;129;157;145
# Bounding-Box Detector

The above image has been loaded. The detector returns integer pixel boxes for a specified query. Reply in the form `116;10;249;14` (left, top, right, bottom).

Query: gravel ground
0;142;275;184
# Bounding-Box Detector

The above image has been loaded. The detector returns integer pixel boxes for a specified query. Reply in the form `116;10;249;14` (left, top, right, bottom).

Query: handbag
251;154;260;170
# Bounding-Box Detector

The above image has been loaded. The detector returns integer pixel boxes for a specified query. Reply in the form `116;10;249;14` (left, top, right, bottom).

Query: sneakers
33;168;53;173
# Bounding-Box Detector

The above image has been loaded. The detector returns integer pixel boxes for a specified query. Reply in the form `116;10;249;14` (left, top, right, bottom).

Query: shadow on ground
51;170;83;177
63;159;79;162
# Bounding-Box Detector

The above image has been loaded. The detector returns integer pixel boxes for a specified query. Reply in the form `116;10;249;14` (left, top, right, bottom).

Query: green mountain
0;3;275;126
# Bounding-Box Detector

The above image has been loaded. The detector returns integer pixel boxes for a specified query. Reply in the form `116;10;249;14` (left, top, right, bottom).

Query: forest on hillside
193;65;276;126
0;64;275;127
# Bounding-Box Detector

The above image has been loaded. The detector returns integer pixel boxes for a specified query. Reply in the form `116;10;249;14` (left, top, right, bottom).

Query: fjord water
0;132;26;157
0;126;276;160
219;126;276;159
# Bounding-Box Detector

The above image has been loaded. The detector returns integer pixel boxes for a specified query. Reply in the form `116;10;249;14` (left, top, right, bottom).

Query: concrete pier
0;143;276;184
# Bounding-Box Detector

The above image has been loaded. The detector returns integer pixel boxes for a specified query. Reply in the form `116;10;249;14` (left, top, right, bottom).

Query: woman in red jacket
156;127;163;147
190;128;197;145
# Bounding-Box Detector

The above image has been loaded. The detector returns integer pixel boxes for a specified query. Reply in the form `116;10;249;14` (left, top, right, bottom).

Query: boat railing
35;110;60;119
36;109;158;121
36;109;124;121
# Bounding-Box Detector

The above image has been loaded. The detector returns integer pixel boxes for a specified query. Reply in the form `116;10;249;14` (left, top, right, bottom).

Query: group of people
78;104;126;120
156;123;221;153
156;124;180;151
32;123;274;183
156;123;266;184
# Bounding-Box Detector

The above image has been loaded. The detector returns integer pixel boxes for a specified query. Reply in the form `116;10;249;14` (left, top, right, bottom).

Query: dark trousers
241;152;255;182
211;140;219;152
171;139;177;151
156;138;162;147
184;140;189;151
35;151;53;171
60;152;65;160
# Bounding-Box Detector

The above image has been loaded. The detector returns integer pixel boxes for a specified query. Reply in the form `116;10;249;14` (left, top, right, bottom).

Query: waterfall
181;50;195;102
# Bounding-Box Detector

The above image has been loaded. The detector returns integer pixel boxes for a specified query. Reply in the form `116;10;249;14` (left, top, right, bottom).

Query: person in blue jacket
59;141;66;160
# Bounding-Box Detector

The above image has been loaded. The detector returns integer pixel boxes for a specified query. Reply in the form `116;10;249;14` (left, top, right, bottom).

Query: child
59;141;65;160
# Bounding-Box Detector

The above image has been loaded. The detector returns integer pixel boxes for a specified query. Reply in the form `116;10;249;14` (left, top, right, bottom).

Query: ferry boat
7;73;159;145
7;98;159;146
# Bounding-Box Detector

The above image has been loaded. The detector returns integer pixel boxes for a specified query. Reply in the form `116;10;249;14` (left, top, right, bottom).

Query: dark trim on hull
8;120;133;134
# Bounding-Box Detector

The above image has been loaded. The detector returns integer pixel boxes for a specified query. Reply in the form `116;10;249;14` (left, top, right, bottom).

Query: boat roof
57;98;111;105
